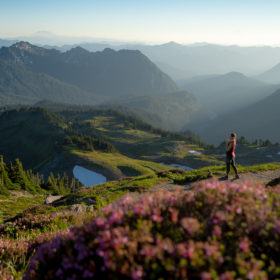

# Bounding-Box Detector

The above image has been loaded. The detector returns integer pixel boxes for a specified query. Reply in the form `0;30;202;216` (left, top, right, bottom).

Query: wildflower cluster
0;229;69;279
25;181;280;279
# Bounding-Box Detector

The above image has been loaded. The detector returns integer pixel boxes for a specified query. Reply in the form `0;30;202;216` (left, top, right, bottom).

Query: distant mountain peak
224;71;246;78
160;41;182;47
68;46;89;54
102;48;116;54
7;41;57;58
12;41;33;51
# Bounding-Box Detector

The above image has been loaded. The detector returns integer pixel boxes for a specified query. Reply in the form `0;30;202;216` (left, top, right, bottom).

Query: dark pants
226;155;238;175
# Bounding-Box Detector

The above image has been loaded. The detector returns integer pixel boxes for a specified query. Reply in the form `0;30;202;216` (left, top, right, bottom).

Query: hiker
225;133;239;180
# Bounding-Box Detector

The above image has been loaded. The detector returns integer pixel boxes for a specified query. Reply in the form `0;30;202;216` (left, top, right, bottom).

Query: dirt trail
155;169;280;191
233;169;280;185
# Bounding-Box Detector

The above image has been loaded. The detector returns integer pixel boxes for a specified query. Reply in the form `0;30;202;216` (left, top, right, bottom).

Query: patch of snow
266;155;273;158
188;150;202;155
73;165;107;187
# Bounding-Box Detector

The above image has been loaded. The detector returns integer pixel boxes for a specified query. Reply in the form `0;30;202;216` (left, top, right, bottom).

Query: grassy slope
72;113;221;168
0;108;221;182
0;193;44;223
71;149;170;180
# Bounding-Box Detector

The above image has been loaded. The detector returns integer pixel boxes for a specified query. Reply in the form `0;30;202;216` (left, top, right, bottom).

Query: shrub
0;238;29;278
24;181;280;279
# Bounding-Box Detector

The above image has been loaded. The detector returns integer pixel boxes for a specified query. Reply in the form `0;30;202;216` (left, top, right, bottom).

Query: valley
1;39;280;279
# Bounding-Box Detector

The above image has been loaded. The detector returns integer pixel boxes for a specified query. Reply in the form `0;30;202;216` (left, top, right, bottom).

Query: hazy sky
1;0;280;45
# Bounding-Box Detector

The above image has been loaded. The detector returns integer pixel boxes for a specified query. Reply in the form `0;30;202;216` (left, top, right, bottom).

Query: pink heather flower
239;238;250;253
187;242;195;259
168;207;179;223
181;218;201;235
140;245;156;258
131;268;143;280
212;211;226;225
204;243;219;258
121;195;134;205
220;271;235;280
133;205;146;216
212;225;222;238
236;207;242;214
108;210;124;225
99;230;111;242
95;217;106;228
201;272;212;280
176;243;188;258
152;213;163;223
176;242;195;259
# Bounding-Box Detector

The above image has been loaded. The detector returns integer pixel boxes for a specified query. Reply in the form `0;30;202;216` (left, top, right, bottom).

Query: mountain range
0;42;198;131
179;72;280;116
0;42;177;98
4;36;280;80
192;88;280;144
50;41;280;80
257;62;280;84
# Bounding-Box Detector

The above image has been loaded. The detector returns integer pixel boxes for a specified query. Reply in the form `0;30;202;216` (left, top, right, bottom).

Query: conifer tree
0;155;12;194
9;159;37;192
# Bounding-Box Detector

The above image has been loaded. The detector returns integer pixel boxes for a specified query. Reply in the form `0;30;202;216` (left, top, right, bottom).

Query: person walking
225;133;239;180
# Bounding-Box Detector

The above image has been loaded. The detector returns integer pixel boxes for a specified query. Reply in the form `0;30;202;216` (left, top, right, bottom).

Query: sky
1;0;280;46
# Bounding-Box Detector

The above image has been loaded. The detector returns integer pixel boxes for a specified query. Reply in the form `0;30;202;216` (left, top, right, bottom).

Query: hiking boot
221;175;229;180
235;174;240;180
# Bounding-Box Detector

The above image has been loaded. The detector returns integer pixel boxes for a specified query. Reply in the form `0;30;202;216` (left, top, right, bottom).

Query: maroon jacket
227;139;236;158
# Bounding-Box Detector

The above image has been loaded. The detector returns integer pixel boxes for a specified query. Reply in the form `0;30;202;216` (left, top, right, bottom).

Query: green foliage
234;136;276;147
9;159;40;193
0;155;85;197
77;175;160;208
44;172;82;195
64;133;116;153
0;155;12;194
0;194;45;223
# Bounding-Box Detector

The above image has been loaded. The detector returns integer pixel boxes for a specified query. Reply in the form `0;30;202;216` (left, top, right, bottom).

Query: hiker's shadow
218;176;228;181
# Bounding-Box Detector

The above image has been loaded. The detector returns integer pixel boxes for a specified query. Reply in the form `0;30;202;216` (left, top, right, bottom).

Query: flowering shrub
0;214;54;238
0;230;69;279
0;205;90;239
25;181;280;279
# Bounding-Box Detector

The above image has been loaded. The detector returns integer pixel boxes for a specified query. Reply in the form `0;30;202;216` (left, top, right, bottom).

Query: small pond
73;165;107;187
